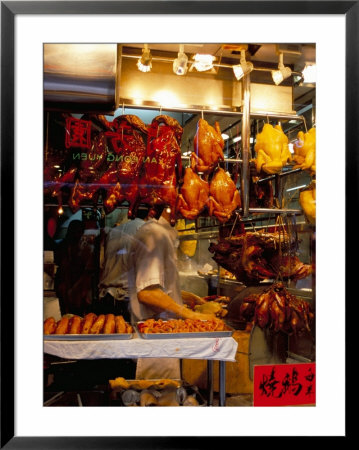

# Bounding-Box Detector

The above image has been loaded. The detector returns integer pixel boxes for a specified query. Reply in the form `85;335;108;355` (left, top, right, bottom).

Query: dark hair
65;220;84;241
135;207;150;220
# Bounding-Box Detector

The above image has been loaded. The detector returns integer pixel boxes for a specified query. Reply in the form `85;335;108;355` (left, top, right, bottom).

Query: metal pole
207;360;214;406
219;361;226;406
119;98;305;122
241;73;251;217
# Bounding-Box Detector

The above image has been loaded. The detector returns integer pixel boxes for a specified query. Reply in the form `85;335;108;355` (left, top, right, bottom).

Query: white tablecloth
44;335;238;362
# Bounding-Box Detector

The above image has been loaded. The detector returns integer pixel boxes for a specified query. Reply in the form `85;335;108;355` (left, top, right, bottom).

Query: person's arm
137;286;215;321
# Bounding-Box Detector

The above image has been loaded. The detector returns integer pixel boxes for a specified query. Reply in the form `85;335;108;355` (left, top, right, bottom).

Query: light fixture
271;52;292;85
302;63;316;83
173;45;188;75
137;44;152;73
221;133;229;140
232;49;253;80
193;54;215;72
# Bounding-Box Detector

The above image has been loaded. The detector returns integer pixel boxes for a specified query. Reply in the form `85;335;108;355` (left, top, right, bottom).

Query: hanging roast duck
139;115;183;226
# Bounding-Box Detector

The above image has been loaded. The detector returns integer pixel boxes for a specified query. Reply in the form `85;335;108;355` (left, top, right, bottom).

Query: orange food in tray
43;314;132;335
137;318;228;334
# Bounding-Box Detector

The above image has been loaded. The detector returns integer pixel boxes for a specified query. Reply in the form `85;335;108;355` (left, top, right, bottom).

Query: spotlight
271;52;292;85
173;45;188;75
232;49;253;80
137;44;152;73
193;54;215;72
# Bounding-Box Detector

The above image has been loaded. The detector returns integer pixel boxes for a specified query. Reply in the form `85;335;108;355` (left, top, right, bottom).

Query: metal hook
201;110;204;119
301;115;308;132
229;212;240;238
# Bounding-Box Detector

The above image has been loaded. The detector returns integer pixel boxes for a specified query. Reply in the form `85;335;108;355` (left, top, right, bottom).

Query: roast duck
50;114;113;212
254;123;292;175
190;118;224;175
239;282;314;335
139;115;183;226
177;167;209;219
209;230;312;285
94;115;148;218
208;168;241;223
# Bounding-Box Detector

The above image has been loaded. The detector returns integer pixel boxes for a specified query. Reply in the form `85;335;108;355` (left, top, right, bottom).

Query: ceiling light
233;136;241;143
193;54;215;72
137;44;152;73
302;63;316;83
271;52;292;85
221;133;229;140
232;49;254;80
173;45;188;75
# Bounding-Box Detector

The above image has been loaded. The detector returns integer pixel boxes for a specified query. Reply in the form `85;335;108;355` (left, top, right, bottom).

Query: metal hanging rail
119;99;306;122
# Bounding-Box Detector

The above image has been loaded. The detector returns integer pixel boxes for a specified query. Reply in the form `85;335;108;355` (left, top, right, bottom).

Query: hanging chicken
177;167;209;219
190;118;224;175
139;115;183;226
208;168;241;223
299;180;316;225
254;123;292;175
293;127;316;174
96;115;148;218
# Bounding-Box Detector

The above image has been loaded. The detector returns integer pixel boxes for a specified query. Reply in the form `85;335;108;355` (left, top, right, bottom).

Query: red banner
253;362;315;406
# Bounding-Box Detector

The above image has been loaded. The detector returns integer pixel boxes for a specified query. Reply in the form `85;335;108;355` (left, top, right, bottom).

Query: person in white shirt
96;210;148;319
127;206;215;379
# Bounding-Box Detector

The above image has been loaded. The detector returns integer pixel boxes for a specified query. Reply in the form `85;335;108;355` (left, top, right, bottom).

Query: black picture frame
1;1;355;447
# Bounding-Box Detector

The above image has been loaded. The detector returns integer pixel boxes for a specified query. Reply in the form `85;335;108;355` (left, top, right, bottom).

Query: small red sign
65;117;91;149
253;362;315;406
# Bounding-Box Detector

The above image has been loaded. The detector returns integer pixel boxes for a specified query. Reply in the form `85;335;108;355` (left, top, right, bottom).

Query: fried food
115;315;127;333
137;317;228;334
103;314;116;334
81;313;97;334
90;314;106;334
69;315;82;334
44;317;57;335
55;317;70;334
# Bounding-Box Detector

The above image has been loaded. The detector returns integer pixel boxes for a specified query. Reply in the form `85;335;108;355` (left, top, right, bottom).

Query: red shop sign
253;362;315;407
65;117;91;149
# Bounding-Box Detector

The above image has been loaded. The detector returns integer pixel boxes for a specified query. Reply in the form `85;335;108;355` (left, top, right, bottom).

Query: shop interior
43;43;316;407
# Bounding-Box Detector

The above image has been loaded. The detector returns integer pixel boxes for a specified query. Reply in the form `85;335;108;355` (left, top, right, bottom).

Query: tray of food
109;377;206;406
43;313;134;340
135;318;233;339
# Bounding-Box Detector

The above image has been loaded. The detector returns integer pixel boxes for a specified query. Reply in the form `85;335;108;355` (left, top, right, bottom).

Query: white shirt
128;217;183;322
98;218;145;301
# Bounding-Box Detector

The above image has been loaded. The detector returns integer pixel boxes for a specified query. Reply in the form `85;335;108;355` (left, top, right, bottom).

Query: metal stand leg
219;360;226;406
207;360;214;406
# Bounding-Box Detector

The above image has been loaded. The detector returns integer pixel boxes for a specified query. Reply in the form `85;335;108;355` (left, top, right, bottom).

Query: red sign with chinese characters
65;117;91;149
253;363;315;406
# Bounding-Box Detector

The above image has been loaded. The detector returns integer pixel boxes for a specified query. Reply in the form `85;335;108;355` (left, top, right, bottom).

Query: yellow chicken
299;181;316;225
254;124;292;175
293;128;316;173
